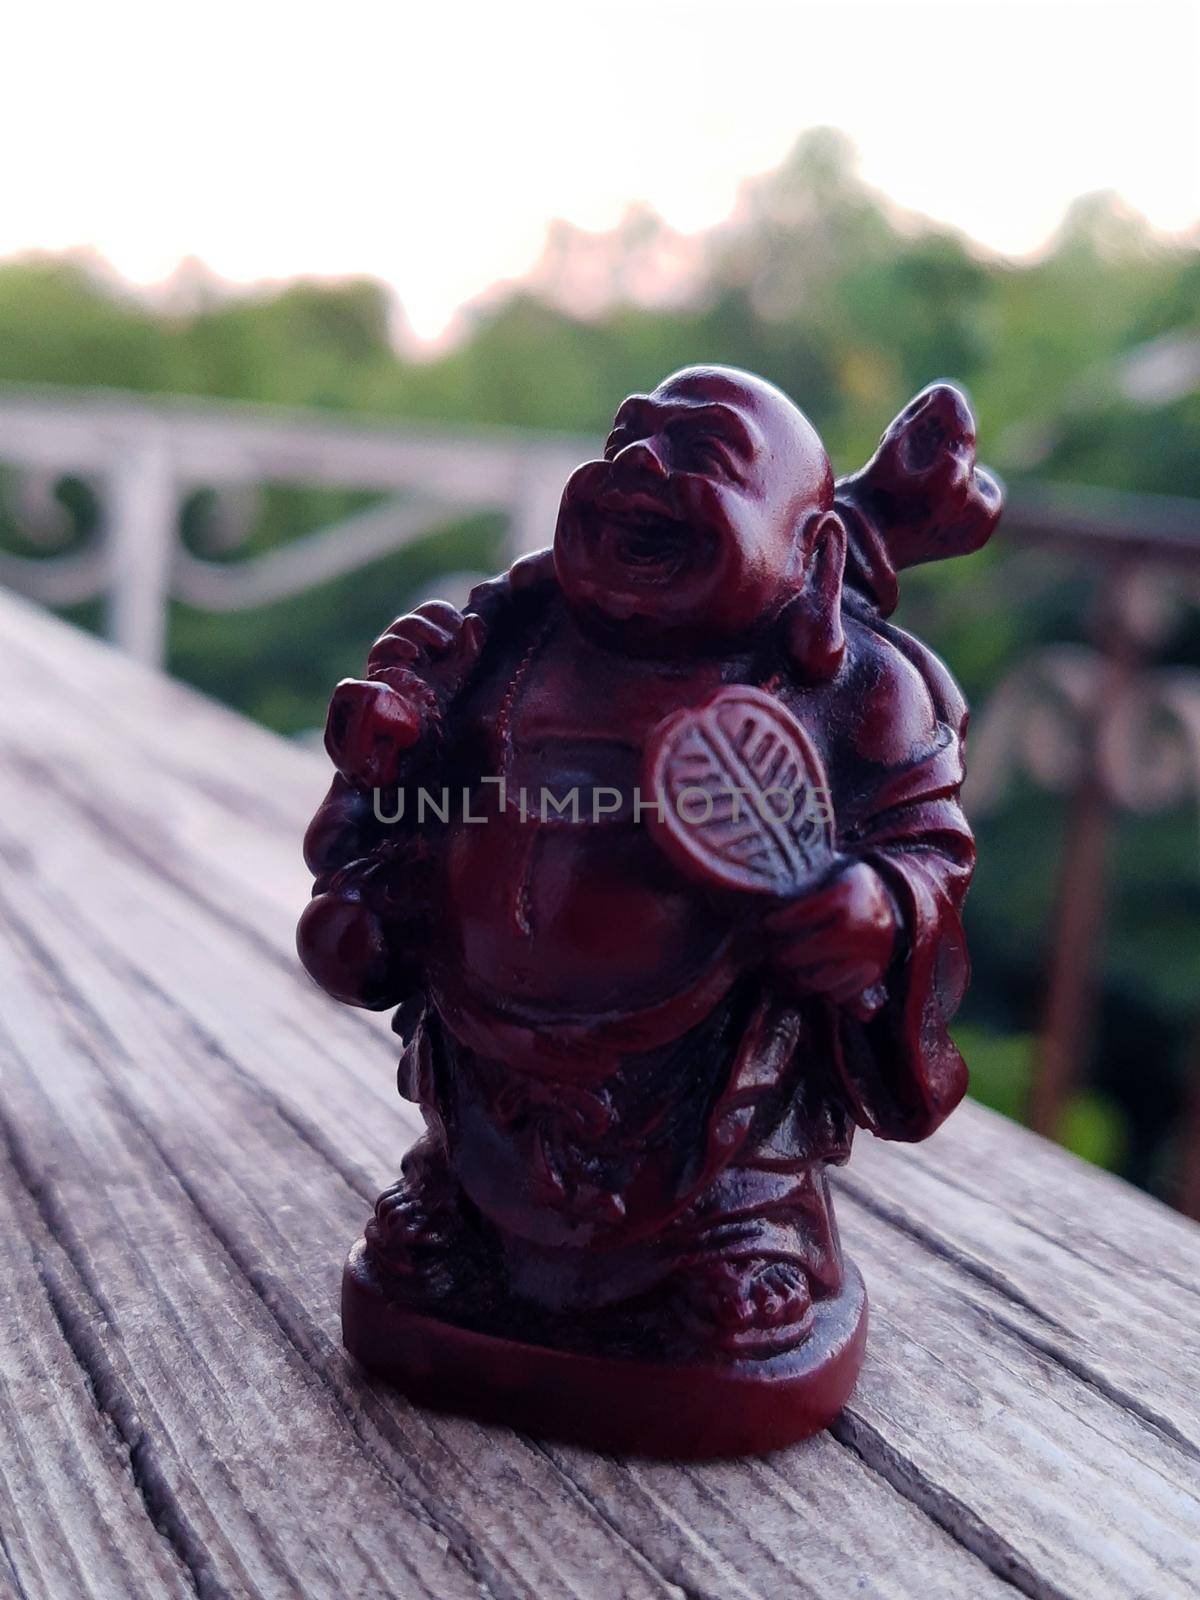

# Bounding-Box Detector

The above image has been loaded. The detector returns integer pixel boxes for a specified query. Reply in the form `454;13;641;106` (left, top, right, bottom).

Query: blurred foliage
1;129;1197;1198
951;1026;1127;1173
169;513;504;736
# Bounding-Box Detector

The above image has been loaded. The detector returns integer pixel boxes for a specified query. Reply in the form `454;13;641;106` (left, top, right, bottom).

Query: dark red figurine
298;368;1002;1457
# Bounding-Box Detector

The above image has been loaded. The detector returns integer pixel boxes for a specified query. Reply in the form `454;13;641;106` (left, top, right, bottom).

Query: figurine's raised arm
297;551;555;1007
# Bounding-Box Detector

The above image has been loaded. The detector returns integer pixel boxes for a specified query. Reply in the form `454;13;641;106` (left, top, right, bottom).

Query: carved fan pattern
646;686;835;896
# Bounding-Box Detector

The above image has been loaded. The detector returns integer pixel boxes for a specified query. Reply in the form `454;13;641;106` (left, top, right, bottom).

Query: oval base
342;1242;867;1459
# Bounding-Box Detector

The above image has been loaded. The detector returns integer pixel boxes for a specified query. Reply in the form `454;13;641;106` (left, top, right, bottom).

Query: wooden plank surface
0;587;1196;1600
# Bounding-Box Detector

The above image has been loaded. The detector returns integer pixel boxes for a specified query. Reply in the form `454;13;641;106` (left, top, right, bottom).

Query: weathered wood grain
0;1153;195;1600
0;588;1197;1599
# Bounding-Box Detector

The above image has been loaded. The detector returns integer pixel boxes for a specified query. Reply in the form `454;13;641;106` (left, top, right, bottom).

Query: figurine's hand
763;861;897;1007
324;672;436;787
367;601;486;698
297;881;400;1009
325;603;485;786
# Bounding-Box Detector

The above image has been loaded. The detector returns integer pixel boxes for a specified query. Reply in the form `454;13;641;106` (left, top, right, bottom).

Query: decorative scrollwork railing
967;644;1200;839
965;495;1200;1214
0;385;587;664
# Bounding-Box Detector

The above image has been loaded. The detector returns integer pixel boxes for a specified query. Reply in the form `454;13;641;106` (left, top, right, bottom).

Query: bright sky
2;0;1197;342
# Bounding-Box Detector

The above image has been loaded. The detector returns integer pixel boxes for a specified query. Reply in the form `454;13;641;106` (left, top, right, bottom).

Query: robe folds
400;588;975;1263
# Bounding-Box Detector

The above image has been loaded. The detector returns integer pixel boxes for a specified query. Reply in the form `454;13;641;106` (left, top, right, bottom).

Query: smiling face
554;367;833;651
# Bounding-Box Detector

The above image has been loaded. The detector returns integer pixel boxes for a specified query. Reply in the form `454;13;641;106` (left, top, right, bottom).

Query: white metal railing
0;385;587;665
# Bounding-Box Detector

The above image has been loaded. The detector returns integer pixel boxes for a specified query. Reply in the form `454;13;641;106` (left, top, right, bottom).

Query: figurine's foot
673;1255;814;1358
365;1146;484;1303
365;1178;457;1301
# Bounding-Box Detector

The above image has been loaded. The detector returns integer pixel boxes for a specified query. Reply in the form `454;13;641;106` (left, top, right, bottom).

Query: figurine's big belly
439;805;728;1016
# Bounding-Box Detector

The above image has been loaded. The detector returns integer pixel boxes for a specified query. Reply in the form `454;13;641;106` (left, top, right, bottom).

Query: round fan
644;686;836;897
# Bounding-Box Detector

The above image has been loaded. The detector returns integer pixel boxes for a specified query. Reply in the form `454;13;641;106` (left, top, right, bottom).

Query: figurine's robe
813;595;973;1147
398;585;972;1299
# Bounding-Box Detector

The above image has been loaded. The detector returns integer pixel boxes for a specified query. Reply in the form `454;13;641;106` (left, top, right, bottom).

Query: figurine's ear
783;511;846;684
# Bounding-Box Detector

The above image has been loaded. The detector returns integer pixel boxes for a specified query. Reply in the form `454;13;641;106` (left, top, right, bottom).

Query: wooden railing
2;584;1196;1595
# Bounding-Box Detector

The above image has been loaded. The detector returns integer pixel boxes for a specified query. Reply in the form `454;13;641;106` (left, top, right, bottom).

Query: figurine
298;367;1002;1458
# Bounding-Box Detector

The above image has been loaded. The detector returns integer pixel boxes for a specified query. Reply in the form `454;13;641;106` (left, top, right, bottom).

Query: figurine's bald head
555;366;833;649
